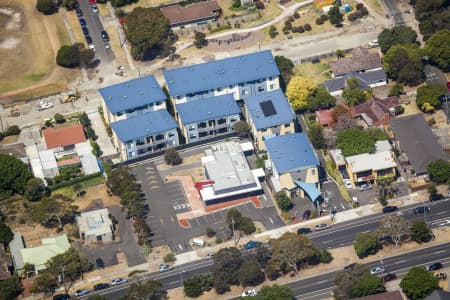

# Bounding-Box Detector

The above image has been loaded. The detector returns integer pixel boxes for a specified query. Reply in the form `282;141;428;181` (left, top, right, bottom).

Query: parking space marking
160;218;164;225
170;216;175;223
269;217;274;224
178;244;183;250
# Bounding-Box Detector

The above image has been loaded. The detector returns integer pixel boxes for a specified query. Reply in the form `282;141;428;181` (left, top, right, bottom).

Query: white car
74;289;89;296
370;266;385;275
90;4;98;13
37;102;54;111
158;264;173;272
111;278;128;286
368;40;379;47
315;223;330;231
242;289;258;297
206;253;215;260
344;179;353;189
359;183;372;191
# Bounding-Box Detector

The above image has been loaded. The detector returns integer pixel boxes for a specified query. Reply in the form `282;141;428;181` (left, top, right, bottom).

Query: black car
382;206;398;214
101;30;109;42
82;27;89;36
383;273;397;282
76;8;83;17
93;283;110;291
53;294;70;300
427;262;443;271
96;258;104;269
344;263;357;272
79;18;86;27
85;35;93;45
297;228;312;235
414;206;430;215
302;210;311;220
430;193;444;202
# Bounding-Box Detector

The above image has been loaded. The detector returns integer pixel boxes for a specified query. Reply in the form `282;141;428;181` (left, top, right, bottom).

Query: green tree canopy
0;219;13;246
124;7;174;61
353;232;380;258
275;191;291;211
183;274;213;298
411;220;433;243
350;272;385;298
124;279;167;300
377;25;418;53
25;178;47;201
305;86;336;111
211;247;243;293
383;44;424;86
252;284;294;300
400;266;439;300
233;121;250;137
111;0;139;7
418;7;450;40
428;159;450;183
336;127;388;156
334;264;369;299
0;276;22;300
30;271;57;294
164;148;182;166
36;0;57;15
308;122;325;149
238;259;265;287
56;45;80;68
30;195;77;229
328;4;343;25
275;56;294;91
0;153;33;198
425;29;450;71
193;31;208;49
416;83;447;112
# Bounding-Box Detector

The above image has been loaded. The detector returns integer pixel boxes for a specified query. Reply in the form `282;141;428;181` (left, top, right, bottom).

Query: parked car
79;18;86;27
53;294;70;300
368;40;379;47
370;266;385;275
344;263;357;272
429;193;444;202
427;262;443;271
90;4;98;13
75;7;82;17
82;27;89;36
382;206;398;214
241;289;258;297
96;258;104;269
159;264;173;272
245;241;262;250
359;183;372;191
297;227;312;235
206;253;215;260
315;223;330;231
302;210;311;220
435;273;447;280
344;179;353;189
111;278;128;286
414;206;430;215
383;273;397;282
101;30;109;42
93;283;110;291
85;35;93;45
74;289;89;296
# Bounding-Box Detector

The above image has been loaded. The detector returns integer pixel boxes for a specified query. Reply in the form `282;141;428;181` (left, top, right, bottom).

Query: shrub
85;127;96;140
316;18;324;25
53;113;65;124
268;25;278;38
284;21;292;30
206;227;216;238
3;125;21;136
288;16;295;22
293;11;300;19
36;0;57;15
304;24;312;31
291;26;298;33
164;148;182;166
254;0;264;9
163;252;176;263
183;274;213;297
297;26;305;33
56;45;80;68
320;14;328;21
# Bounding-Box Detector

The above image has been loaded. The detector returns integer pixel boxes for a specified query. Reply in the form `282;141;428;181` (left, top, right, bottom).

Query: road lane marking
178;244;183;250
168;281;179;285
269;217;274;224
160;218;164;225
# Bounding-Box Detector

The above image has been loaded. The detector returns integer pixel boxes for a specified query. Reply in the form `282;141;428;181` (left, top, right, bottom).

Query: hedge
49;172;102;191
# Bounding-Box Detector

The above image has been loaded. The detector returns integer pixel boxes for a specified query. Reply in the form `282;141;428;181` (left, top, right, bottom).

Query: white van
191;239;205;247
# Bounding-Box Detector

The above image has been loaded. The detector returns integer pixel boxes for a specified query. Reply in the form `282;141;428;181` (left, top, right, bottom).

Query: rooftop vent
107;96;112;101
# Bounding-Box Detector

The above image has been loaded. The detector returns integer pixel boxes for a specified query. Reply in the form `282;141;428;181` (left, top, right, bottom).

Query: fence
293;48;354;65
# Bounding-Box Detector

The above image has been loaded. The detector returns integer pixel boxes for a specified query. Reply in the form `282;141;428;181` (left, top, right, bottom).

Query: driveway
87;109;116;157
425;65;448;85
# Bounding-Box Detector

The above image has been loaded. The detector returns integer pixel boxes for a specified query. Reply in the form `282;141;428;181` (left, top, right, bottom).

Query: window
258;86;265;92
230;117;237;122
198;122;207;128
168;132;175;137
284;123;291;128
229;84;234;89
208;120;216;127
136;138;145;146
155;101;162;106
177;96;181;100
146;136;153;143
218;118;226;125
189;126;196;131
261;128;267;132
217;128;228;134
242;90;248;95
216;87;222;92
155;134;164;141
269;77;273;80
269;84;274;90
116;112;123;116
189;134;197;139
199;132;208;138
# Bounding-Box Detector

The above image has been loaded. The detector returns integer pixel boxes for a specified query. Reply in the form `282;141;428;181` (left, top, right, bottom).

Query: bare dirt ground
0;0;79;103
72;184;121;211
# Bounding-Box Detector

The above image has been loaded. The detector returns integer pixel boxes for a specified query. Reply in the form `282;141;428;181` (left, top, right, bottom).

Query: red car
89;0;96;4
383;273;397;282
302;210;311;220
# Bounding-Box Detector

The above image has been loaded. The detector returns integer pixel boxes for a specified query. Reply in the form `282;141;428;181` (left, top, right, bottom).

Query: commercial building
77;208;114;244
264;133;320;202
160;1;221;29
99;75;167;124
110;109;179;160
243;90;296;150
176;94;240;143
163;50;280;104
196;141;262;204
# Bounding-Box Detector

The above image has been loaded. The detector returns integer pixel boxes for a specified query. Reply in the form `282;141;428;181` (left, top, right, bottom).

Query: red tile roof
43;124;86;149
315;109;333;126
329;47;382;76
351;96;400;126
161;1;221;26
57;157;81;167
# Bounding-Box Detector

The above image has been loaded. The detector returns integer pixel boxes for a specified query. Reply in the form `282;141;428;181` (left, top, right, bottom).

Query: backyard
294;61;332;84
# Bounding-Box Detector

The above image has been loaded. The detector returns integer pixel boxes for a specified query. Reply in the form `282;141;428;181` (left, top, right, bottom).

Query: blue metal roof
99;75;166;114
265;133;319;174
110;110;178;142
176;94;240;125
244;90;295;130
294;180;321;202
163;50;280;97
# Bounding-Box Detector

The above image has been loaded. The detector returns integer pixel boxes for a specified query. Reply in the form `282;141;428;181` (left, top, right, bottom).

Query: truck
61;91;80;103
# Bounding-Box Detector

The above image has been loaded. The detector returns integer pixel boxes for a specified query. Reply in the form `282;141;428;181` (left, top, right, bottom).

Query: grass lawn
54;119;80;128
51;175;105;198
325;154;351;203
294;61;332;84
1;135;19;144
66;10;86;45
245;3;281;27
217;0;247;18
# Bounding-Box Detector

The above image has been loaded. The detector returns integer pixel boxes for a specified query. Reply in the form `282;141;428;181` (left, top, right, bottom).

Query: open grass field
0;0;79;103
51;175;105;199
294;61;332;84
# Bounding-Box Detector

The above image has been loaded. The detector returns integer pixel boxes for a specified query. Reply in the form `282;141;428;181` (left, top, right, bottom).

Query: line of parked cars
52;277;128;299
75;0;109;53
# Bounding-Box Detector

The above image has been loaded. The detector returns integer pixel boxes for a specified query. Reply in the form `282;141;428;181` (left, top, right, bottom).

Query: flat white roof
346;151;396;173
39;149;58;169
375;140;391;152
77;208;112;236
330;149;345;165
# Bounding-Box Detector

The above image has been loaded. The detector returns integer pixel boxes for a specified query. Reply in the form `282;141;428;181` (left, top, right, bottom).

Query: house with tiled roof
42;124;86;150
160;1;221;29
352;96;400;127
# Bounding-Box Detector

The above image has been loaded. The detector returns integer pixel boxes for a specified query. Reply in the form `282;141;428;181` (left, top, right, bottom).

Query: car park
315;223;330;231
79;18;86;27
429;193;444;202
302;210;311;220
344;263;357;272
383;273;397;282
344;179;353;189
101;30;110;42
414;206;430;215
96;258;104;269
245;241;262;250
76;8;82;17
382;206;398;214
427;262;443;271
370;266;385;275
111;278;128;286
359;183;372;191
159;264;173;272
435;273;447;280
53;294;70;300
74;289;89;297
93;283;110;291
297;227;312;235
90;4;98;13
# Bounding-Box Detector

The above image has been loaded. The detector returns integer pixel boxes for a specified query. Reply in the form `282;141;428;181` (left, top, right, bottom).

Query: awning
294;180;321;202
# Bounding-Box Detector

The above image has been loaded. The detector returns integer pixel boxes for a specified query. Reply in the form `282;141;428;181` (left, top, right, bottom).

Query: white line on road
394;260;406;264
435;250;447;254
269;217;274;224
160;218;164;225
178;244;183;250
168;281;179;285
341;203;345;209
436;211;447;216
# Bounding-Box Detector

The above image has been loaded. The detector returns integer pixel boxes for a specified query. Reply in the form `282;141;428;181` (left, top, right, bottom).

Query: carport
294;180;321;204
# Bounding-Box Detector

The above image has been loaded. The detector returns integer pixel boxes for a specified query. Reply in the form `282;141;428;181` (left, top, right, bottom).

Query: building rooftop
77;208;112;237
346;151;396;173
426;290;450;300
329;47;382;75
163;50;280;97
110;109;178;142
9;232;24;270
20;234;70;271
99;75;166;114
352;96;399;126
390;113;447;175
244;90;295;130
265;133;319;174
324;70;386;93
353;290;403;300
0;143;26;158
42;124;86;149
75;141;100;175
160;1;221;26
315;109;333;126
176;94;240;125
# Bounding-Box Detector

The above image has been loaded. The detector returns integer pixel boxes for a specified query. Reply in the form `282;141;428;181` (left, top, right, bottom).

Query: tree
3;125;20;136
211;247;243;293
0;154;33;198
411;220;433;243
389;83;404;96
79;113;91;127
353;232;380;258
87;296;110;300
62;0;77;10
416;83;447;112
415;0;447;21
383;44;424;86
336;49;345;58
275;191;291;211
253;284;293;300
286;76;317;111
238;216;256;235
275;56;294;91
427;159;450;183
193;31;208;48
308;122;325;149
110;0;139;7
334;264;369;300
124;7;174;61
0;276;22;300
85;126;96;140
328;4;343;25
124;279;167;300
400;266;439;300
342;78;368;106
0;220;13;247
91;141;101;157
56;45;80;68
79;48;95;67
336;128;379;156
25;178;47;201
305;86;336;111
30;272;57;294
268;26;278;39
54;113;66;123
238;259;265;287
417;7;450;40
164;148;182;166
206;227;216;237
30;195;77;229
377;25;418;53
233;120;250;137
378;215;411;247
331;104;355;130
36;0;57;15
426;30;450;71
183;274;213;297
350;272;385;298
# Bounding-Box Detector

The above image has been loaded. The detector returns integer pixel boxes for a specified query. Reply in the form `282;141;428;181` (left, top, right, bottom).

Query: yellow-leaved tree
286;76;317;111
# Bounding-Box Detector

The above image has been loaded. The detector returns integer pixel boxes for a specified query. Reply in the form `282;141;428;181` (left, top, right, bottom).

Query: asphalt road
80;199;450;299
380;0;405;24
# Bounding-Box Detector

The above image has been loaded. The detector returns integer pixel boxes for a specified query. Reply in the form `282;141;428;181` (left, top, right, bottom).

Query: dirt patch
157;153;204;171
72;184;121;211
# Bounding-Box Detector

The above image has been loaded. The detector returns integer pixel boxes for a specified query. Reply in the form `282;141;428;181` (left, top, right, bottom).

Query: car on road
53;294;70;300
414;206;430;215
96;258;104;269
344;179;353;189
74;289;89;297
368;40;379;47
383;273;397;282
37;101;54;110
297;227;312;235
206;253;215;260
76;8;82;17
315;223;330;231
241;289;258;297
159;264;173;272
93;283;110;291
101;30;110;42
85;35;93;45
344;263;357;272
370;266;385;275
302;210;311;220
426;262;443;271
382;206;398;214
435;272;447;280
359;183;372;191
82;27;89;36
429;193;444;202
90;4;98;13
111;278;128;286
245;241;262;250
79;18;86;27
